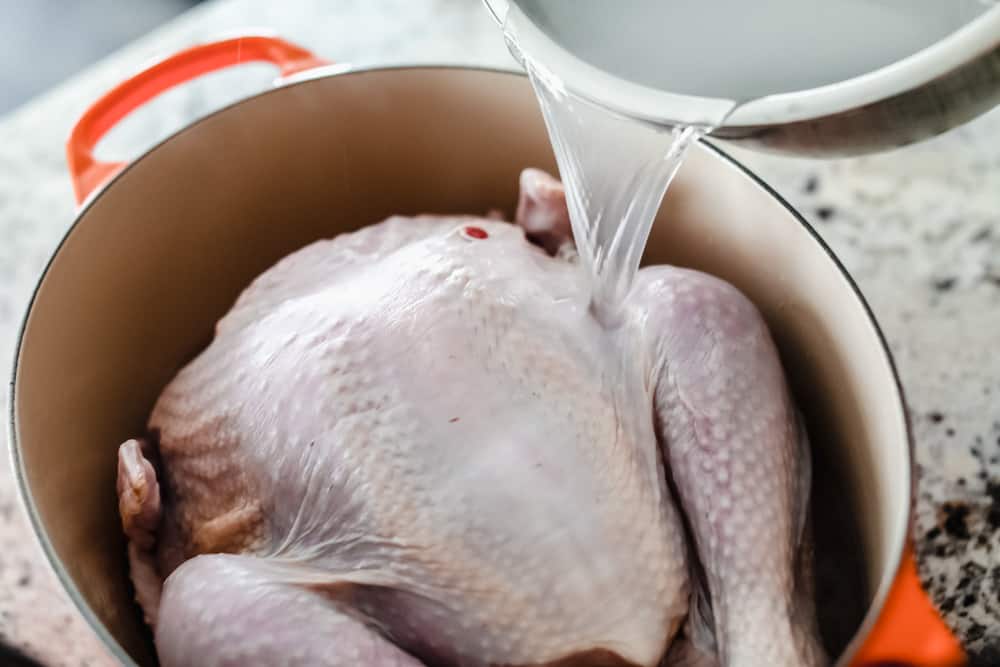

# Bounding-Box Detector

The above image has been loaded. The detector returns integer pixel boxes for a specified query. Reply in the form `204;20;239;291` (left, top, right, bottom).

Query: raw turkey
117;169;825;667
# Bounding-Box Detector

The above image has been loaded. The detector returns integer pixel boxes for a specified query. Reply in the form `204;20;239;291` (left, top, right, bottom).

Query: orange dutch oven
8;34;966;666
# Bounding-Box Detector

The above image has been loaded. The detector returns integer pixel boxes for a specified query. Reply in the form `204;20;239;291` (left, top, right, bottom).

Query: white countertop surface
1;0;998;663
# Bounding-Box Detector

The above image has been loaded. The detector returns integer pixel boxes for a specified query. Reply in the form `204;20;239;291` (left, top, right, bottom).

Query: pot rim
6;63;913;667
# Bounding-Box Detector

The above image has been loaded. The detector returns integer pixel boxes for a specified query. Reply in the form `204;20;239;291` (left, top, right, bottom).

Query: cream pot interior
10;67;909;666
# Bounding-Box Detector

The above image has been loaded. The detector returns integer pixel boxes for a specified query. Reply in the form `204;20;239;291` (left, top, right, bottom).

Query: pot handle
853;545;966;667
66;34;329;204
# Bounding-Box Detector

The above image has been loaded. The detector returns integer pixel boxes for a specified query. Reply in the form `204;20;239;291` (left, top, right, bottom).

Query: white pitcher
486;0;1000;156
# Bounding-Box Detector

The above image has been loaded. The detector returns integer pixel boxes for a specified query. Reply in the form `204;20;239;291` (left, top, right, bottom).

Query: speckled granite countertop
1;0;998;664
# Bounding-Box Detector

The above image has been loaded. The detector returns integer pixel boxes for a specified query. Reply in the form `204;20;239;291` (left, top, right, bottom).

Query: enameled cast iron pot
8;35;966;667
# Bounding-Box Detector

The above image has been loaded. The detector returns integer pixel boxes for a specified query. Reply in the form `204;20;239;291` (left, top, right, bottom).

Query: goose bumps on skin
116;169;825;667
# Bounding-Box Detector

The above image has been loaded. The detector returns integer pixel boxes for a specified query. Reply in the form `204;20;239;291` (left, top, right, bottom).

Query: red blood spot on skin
463;226;488;240
449;417;460;423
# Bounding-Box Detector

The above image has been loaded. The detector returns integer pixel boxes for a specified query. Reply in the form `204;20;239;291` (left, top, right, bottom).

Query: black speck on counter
958;561;986;588
930;411;945;423
934;276;958;292
803;175;819;194
943;502;972;540
986;482;1000;531
987;481;1000;504
961;560;985;580
971;645;1000;667
972;227;992;243
815;206;835;221
946;427;956;437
